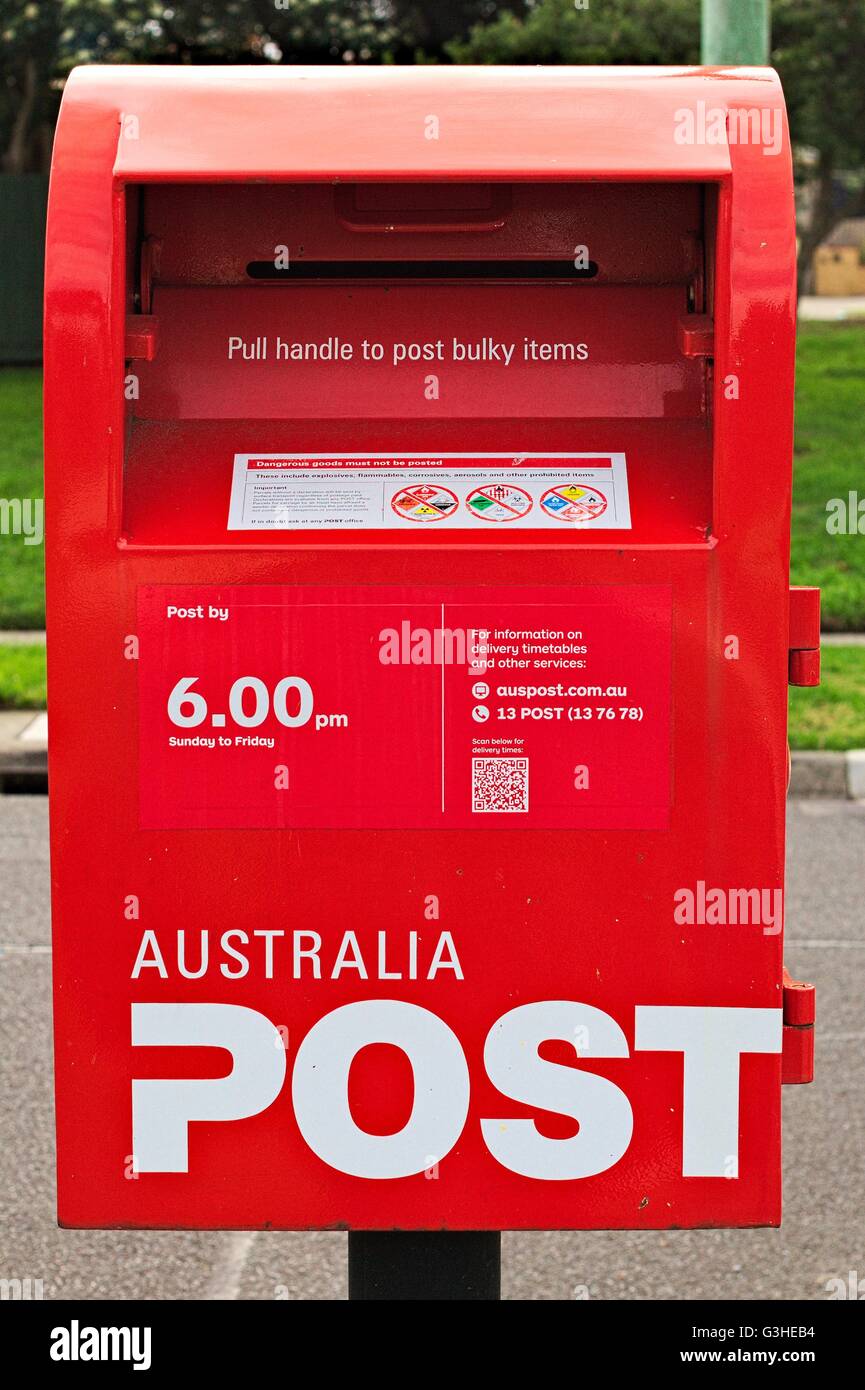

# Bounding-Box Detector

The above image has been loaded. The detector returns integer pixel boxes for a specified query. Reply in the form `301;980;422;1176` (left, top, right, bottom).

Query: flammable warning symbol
391;484;459;522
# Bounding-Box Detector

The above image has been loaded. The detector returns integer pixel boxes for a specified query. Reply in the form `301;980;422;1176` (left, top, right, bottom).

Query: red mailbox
46;66;815;1231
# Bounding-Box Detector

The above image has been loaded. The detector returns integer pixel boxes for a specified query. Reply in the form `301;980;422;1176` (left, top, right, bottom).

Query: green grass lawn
788;645;865;751
792;324;865;632
0;367;44;628
0;643;46;708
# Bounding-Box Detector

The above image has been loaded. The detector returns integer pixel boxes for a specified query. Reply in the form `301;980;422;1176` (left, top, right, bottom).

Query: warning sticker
466;484;533;522
227;453;631;530
391;484;459;522
540;484;608;523
138;583;670;832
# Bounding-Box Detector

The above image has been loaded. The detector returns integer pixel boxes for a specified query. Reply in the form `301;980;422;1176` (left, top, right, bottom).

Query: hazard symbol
466;484;533;523
391;485;459;522
539;484;608;523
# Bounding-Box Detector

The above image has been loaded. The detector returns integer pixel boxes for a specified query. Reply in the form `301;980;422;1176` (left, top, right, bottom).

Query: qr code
472;757;529;813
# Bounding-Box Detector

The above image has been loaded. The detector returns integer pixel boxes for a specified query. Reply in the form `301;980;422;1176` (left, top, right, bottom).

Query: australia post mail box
45;66;816;1231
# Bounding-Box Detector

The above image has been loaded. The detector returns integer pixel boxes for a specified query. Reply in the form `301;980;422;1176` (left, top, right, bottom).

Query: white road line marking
785;939;865;948
206;1231;257;1301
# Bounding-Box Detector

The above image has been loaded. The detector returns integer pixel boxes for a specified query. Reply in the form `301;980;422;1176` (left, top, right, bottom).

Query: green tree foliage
1;0;64;171
772;0;865;290
447;0;699;64
0;0;404;171
393;1;513;54
2;0;864;295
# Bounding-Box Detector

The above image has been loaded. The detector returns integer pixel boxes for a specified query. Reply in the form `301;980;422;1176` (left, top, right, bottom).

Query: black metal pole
348;1231;501;1300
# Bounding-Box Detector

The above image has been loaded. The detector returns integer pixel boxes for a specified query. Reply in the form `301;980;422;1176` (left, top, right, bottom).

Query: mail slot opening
245;259;601;280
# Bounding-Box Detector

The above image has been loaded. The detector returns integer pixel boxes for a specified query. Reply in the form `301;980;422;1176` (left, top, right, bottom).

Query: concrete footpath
798;295;865;322
0;712;47;783
0;794;861;1299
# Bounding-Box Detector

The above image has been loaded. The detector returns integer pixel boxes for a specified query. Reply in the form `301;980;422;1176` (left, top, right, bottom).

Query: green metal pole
701;0;770;65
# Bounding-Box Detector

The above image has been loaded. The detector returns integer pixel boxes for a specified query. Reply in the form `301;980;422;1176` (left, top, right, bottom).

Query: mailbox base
348;1232;501;1301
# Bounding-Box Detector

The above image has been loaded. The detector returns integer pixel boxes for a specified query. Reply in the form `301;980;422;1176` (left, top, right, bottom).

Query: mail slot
45;65;815;1231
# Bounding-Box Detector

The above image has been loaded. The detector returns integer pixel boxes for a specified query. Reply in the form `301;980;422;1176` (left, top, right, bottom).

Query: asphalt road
1;796;862;1301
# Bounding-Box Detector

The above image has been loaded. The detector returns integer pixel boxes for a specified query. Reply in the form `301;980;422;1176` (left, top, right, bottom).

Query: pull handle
335;185;510;234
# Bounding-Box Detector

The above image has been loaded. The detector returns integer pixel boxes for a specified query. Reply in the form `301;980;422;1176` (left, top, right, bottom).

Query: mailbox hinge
781;968;815;1084
678;314;714;358
789;585;821;686
125;315;158;362
125;235;161;361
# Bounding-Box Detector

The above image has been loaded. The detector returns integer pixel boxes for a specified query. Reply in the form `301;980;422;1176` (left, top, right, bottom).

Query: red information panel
138;584;671;831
